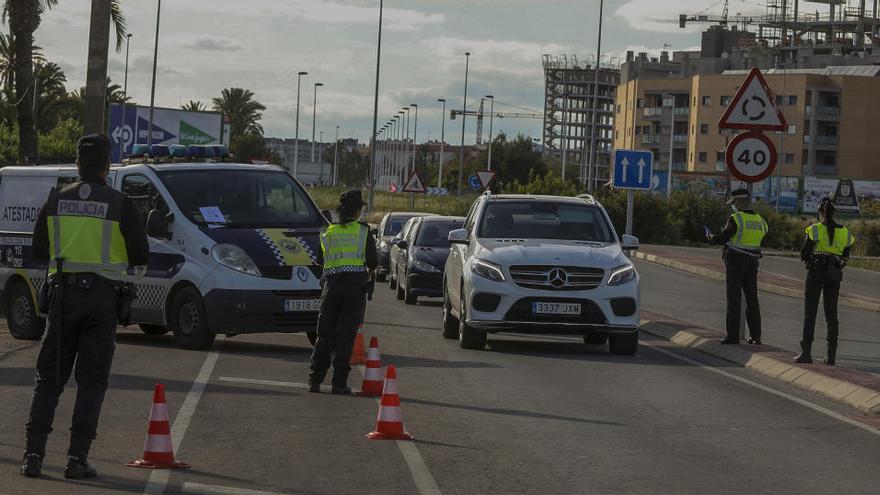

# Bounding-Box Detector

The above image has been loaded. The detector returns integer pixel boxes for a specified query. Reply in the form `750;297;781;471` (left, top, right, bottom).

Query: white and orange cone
350;324;368;365
367;365;413;440
126;383;191;469
357;337;384;397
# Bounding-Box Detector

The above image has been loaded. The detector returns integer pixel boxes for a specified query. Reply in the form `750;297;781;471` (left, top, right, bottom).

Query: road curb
634;251;880;313
640;316;880;416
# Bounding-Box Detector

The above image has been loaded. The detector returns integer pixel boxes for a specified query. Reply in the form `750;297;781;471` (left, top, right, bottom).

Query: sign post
612;150;653;236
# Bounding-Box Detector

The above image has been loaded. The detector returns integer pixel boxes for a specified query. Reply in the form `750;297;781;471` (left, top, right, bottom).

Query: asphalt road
2;276;880;494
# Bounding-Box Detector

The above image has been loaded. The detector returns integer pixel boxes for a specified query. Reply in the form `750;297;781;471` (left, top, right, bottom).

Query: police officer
794;197;855;365
707;188;768;345
21;134;149;479
308;190;377;394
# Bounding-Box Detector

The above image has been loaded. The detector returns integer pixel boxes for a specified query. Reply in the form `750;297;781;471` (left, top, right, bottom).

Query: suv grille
508;265;605;291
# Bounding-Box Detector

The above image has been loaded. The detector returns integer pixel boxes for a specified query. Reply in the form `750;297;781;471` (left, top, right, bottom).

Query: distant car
442;193;641;354
388;216;420;291
375;212;435;282
393;216;465;305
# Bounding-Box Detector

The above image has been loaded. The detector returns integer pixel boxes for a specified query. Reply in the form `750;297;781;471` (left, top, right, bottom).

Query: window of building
784;153;794;164
720;96;732;107
700;124;709;134
636;98;643;108
702;96;711;106
692;96;697;107
716;151;725;163
635;126;641;135
789;95;798;105
699;152;707;162
787;125;796;135
776;95;787;106
643;125;650;134
616;104;621;114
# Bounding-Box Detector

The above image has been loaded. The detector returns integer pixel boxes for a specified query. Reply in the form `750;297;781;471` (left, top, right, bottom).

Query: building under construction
542;55;620;185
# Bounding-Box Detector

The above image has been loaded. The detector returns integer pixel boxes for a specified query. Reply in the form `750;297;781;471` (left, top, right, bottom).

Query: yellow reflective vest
321;222;369;276
728;211;768;250
806;223;855;256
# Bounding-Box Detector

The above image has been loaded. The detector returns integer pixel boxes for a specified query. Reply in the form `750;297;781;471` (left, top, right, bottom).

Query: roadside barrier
126;383;191;469
358;337;384;396
350;324;368;365
367;365;413;440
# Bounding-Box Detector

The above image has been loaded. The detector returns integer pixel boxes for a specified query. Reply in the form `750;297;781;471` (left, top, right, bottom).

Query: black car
393;216;465;305
375;212;435;282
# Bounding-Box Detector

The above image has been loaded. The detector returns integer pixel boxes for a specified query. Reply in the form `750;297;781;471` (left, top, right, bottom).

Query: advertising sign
833;179;861;215
802;177;839;213
108;104;225;163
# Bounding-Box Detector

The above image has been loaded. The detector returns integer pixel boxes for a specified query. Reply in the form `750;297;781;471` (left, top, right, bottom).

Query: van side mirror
146;210;172;240
621;234;639;251
448;229;469;245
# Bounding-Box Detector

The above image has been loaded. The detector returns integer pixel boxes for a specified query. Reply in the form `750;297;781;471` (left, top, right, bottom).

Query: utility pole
147;0;162;146
333;125;340;187
367;0;384;211
458;52;471;196
438;98;446;187
84;0;113;135
586;0;604;190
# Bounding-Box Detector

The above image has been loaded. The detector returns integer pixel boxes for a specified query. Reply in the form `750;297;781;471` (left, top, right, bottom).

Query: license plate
532;302;581;315
284;299;321;312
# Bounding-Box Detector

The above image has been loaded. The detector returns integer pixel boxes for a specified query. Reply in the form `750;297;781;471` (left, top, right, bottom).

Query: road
1;266;880;494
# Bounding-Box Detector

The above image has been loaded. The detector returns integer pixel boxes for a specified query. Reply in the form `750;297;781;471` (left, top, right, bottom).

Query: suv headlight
608;264;635;286
410;259;440;273
212;243;261;277
471;259;505;282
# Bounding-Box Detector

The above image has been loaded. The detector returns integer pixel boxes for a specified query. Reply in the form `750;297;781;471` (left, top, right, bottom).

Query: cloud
614;0;765;33
180;36;245;52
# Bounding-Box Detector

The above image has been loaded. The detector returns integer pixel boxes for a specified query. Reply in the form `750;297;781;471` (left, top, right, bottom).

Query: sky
32;0;769;144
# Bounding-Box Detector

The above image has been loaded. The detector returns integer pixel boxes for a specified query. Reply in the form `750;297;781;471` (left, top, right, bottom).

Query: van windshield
477;201;615;243
157;169;322;228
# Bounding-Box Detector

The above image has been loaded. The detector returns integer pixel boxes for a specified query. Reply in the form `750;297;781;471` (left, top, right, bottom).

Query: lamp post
367;0;384;210
147;0;162;147
458;51;471;196
665;93;675;198
333;125;340;187
485;95;495;171
586;0;604;190
410;103;419;176
396;112;403;183
121;33;133;157
561;92;568;180
294;71;308;177
311;82;323;163
437;98;446;187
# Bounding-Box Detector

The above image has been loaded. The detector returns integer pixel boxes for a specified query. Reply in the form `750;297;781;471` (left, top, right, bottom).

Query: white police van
0;161;328;349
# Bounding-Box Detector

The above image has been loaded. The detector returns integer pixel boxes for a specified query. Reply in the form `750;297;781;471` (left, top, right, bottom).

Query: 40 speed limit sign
725;131;777;183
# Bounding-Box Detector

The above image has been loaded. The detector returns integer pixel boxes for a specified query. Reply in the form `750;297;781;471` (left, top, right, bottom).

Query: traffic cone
126;383;191;469
367;365;413;440
357;337;384;396
350;324;368;365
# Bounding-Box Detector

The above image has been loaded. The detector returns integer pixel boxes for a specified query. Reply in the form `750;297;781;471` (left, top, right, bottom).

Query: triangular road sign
719;67;787;131
476;170;496;189
402;171;427;193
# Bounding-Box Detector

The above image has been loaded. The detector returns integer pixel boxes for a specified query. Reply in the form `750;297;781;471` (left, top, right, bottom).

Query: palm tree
181;100;207;112
3;0;126;162
33;61;66;132
212;87;266;140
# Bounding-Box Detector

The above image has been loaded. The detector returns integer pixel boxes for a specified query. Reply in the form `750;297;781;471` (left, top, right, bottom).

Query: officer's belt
726;245;762;258
60;272;120;289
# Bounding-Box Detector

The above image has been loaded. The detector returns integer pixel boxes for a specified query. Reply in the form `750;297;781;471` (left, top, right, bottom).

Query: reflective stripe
377;406;403;422
149;403;169;422
101;219;113;265
733;213;744;246
382;378;399;396
847;230;854;247
143;434;173;453
364;367;384;381
51;216;62;261
810;225;820;241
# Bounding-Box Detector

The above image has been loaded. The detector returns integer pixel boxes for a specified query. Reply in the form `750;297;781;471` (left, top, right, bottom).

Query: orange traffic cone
357;337;384;396
367;365;413;440
126;384;191;469
350;324;367;365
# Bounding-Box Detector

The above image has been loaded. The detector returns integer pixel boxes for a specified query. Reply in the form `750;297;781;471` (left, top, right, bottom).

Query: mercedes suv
442;193;641;354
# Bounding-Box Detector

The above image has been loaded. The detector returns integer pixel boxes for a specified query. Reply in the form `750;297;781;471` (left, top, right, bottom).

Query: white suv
442;193;641;354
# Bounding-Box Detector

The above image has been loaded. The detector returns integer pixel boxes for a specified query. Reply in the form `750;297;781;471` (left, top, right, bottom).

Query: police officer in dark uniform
308;190;377;394
794;197;855;365
21;134;149;479
707;188;769;345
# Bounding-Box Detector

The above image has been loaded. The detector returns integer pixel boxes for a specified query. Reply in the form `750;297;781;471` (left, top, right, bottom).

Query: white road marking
181;481;287;495
642;340;880;437
142;337;225;495
218;376;309;389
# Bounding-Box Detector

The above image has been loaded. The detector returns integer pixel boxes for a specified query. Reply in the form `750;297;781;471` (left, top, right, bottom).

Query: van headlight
212;244;261;277
411;259;440;273
471;259;505;282
608;264;635;286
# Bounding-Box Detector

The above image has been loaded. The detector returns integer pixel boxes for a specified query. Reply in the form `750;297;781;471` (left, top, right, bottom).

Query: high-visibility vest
45;181;129;280
321;222;369;276
806;223;855;256
728;211;768;250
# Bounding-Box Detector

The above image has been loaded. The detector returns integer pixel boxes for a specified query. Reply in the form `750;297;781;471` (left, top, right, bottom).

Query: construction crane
450;98;543;145
679;0;757;30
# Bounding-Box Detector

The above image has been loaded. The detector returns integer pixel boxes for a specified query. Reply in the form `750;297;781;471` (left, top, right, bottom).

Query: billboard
108;103;226;163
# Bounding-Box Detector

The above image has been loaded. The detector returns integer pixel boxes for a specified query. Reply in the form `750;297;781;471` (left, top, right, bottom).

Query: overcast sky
33;0;767;143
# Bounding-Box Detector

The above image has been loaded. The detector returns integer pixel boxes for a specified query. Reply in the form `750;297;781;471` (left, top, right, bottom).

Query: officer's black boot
794;341;813;364
65;440;97;479
20;436;47;477
825;343;838;366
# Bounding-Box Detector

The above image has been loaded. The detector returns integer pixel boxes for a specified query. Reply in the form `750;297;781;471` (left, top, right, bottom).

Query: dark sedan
375;212;435;282
394;216;465;305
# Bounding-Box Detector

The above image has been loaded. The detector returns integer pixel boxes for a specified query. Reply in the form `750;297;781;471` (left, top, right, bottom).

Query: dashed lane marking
181;481;288;495
142;337;225;495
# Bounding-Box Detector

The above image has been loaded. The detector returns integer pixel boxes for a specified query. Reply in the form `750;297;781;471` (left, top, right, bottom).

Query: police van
0;161;328;349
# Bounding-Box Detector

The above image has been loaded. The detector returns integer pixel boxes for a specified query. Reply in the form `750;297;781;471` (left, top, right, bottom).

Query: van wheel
169;287;215;350
5;281;44;341
139;324;169;336
458;294;486;350
583;334;607;345
441;287;458;339
609;333;639;355
306;331;318;346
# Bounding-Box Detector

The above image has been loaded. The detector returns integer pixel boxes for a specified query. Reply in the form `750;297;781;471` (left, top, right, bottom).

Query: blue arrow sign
612;150;653;190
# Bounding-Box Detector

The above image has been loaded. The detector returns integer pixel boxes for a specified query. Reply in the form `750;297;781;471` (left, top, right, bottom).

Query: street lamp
294;71;308;177
458;51;471;196
367;0;385;210
311;82;324;163
485;95;495;171
396;112;404;183
402;107;410;178
410;103;419;175
121;33;133;157
437;98;446;187
586;0;604;190
147;0;162;147
333;125;340;187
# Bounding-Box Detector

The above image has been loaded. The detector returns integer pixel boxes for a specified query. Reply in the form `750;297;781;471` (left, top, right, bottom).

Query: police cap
339;189;367;208
727;188;750;205
77;134;111;167
817;196;835;213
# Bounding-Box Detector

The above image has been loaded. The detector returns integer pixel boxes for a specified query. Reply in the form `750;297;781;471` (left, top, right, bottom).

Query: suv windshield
157;169;321;228
477;200;615;243
384;216;412;236
416;220;463;248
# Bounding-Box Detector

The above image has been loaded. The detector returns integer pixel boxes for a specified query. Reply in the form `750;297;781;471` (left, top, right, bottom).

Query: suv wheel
583;334;607;346
395;268;405;300
5;281;44;341
169;287;216;350
441;286;458;339
609;333;639;355
403;271;417;305
388;269;397;289
458;292;486;350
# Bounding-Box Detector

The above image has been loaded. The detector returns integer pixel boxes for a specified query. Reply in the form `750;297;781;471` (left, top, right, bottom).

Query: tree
181;100;207;112
478;133;546;186
33;61;67;133
212;87;266;142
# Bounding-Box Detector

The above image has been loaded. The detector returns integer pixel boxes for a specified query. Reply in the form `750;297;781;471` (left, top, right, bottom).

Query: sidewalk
635;245;880;313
